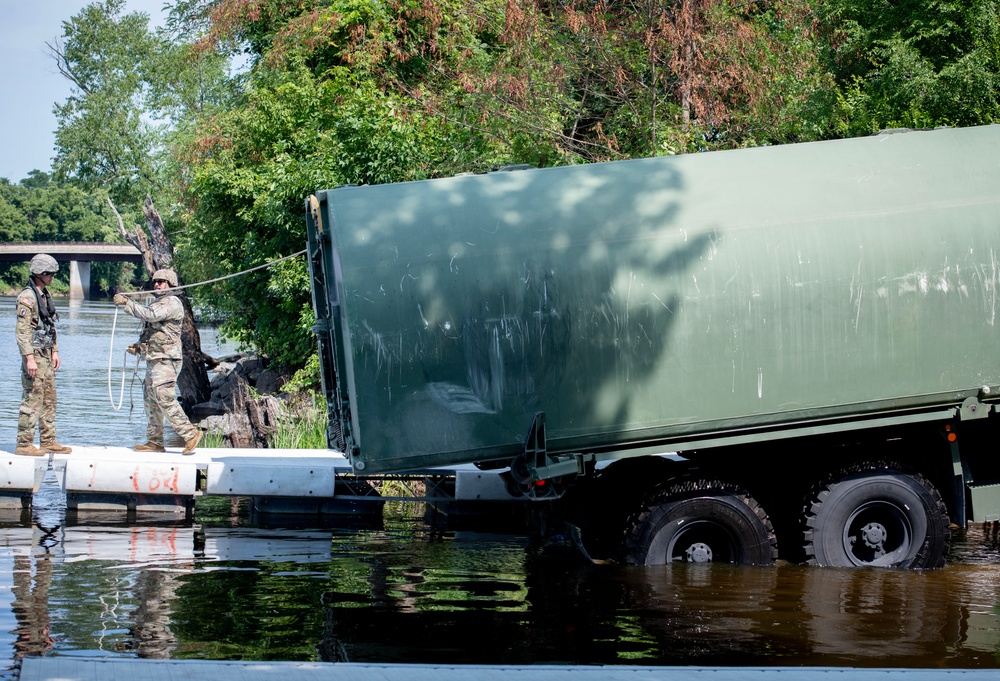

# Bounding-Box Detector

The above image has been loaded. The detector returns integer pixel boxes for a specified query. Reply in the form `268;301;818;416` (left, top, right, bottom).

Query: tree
0;176;130;293
817;0;1000;134
50;0;220;410
49;0;163;206
537;0;830;156
0;184;30;243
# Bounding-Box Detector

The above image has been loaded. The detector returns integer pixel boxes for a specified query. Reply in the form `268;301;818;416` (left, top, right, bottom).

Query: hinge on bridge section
960;396;991;421
508;412;592;498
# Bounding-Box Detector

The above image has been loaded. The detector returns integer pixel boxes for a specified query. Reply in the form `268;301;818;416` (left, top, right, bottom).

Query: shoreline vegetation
196;354;326;450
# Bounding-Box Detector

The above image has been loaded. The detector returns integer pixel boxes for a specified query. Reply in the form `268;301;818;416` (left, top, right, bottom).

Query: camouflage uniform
123;293;199;445
15;283;60;449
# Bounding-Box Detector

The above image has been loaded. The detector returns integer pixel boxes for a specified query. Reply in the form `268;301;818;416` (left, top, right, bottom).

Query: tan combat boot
41;442;72;454
133;442;166;453
14;444;45;457
182;431;203;455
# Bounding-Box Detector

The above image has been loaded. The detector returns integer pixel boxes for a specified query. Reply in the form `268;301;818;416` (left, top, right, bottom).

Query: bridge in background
0;242;143;300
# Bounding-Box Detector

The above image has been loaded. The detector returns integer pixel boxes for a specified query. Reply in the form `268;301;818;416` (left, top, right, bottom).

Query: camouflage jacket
124;292;184;361
15;283;58;356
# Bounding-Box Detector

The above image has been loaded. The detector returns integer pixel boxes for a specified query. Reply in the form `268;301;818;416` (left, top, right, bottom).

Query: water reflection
11;553;53;659
0;510;997;669
624;560;1000;667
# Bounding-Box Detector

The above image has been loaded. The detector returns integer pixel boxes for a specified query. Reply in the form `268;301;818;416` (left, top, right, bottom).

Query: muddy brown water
0;300;998;672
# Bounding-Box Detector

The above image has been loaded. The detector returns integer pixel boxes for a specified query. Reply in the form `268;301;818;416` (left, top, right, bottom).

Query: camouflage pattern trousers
17;351;57;447
144;358;198;444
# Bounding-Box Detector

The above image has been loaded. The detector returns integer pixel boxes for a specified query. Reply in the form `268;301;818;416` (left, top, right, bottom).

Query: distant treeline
0;171;135;295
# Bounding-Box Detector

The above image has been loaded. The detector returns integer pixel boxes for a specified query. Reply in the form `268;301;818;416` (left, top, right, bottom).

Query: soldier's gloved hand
113;293;128;306
126;343;140;356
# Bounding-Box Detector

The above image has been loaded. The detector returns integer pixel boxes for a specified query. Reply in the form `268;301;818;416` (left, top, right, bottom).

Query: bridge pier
0;243;142;300
68;260;91;301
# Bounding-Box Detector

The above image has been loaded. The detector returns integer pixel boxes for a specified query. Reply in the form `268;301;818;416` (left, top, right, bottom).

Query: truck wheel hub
860;522;887;550
685;542;713;563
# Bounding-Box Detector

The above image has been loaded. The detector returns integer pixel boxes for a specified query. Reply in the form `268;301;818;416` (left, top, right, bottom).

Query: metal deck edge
18;659;1000;681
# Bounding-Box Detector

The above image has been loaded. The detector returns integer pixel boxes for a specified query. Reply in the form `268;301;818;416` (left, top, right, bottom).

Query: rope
108;305;126;410
107;305;141;411
108;249;308;409
114;249;308;297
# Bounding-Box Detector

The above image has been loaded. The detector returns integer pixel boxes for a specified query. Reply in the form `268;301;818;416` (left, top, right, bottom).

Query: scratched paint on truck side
311;125;1000;473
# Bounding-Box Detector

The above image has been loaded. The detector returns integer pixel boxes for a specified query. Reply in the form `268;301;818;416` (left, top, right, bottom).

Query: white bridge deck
19;659;1000;681
0;446;515;514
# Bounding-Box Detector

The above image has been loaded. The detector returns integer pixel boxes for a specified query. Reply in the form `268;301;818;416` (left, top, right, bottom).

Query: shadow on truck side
307;125;1000;570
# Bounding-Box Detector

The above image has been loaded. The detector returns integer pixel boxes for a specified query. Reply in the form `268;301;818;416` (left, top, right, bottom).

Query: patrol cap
29;254;59;275
152;269;178;287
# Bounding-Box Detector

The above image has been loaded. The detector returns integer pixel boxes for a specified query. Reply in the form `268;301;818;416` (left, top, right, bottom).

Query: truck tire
624;481;777;566
804;469;950;568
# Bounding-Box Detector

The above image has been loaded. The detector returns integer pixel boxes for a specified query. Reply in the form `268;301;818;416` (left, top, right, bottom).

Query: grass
200;430;227;448
197;392;328;450
268;394;328;449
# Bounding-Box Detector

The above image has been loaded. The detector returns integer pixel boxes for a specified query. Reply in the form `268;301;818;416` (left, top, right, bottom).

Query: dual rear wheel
803;469;950;569
623;468;949;569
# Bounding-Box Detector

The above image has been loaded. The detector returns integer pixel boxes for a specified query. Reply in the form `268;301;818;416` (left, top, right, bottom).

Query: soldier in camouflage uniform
113;269;202;455
15;254;72;456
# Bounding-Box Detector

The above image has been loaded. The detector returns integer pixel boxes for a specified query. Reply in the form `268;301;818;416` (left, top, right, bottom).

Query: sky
0;0;168;183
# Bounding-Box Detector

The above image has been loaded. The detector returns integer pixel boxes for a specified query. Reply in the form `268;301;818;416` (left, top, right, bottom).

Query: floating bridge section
0;446;519;518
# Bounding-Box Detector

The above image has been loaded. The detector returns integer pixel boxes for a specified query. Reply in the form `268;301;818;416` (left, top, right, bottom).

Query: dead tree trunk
109;196;214;414
223;378;282;448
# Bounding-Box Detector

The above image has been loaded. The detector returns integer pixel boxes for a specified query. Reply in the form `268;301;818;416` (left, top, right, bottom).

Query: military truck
305;124;1000;569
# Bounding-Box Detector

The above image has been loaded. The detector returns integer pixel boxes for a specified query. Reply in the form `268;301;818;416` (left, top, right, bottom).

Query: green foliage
52;0;235;217
435;0;832;159
52;0;163;205
199;430;228;448
269;394;328;449
0;190;30;243
818;0;1000;134
282;353;321;394
0;174;130;294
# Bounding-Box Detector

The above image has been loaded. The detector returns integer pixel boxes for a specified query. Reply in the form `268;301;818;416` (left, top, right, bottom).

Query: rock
199;414;229;435
256;369;286;395
209;368;232;390
191;399;227;419
234;357;264;383
216;379;236;402
194;354;295;448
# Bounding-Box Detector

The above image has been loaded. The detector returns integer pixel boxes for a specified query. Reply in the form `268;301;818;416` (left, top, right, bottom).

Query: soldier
113;269;202;455
15;254;72;456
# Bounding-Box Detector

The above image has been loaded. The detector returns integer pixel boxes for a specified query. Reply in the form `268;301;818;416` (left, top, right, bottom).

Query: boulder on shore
191;354;288;417
192;354;291;448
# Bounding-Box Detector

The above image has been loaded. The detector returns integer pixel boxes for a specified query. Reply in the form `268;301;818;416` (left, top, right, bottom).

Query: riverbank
192;354;323;450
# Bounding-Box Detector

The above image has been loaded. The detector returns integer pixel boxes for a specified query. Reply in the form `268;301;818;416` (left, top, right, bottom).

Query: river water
0;298;999;673
0;296;231;450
